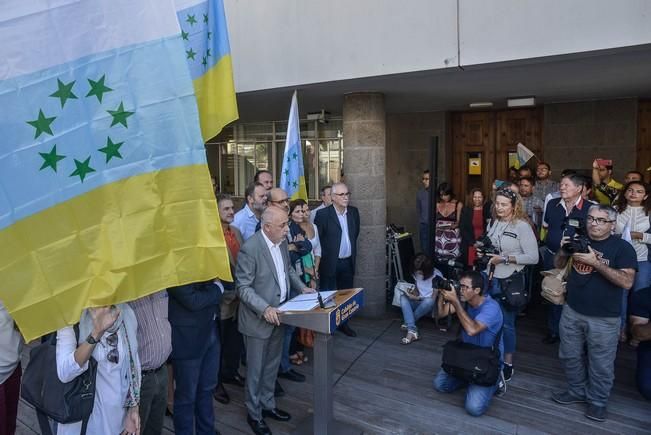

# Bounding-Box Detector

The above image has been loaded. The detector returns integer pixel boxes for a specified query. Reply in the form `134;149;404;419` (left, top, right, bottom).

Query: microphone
316;290;325;309
488;263;496;283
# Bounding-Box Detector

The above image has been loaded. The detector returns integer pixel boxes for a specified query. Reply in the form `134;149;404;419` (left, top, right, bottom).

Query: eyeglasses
106;331;119;364
271;198;289;204
333;192;351;197
459;284;473;291
586;215;614;225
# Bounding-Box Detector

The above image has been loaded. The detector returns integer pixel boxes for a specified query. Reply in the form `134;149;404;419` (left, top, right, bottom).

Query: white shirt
309;203;326;224
308;223;322;258
0;301;22;384
262;230;288;303
336;207;352;259
232;204;259;241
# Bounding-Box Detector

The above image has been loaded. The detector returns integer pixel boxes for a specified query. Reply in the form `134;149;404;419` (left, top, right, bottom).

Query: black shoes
585;404;608;422
542;334;560;344
278;369;305;383
222;373;246;387
339;323;357;337
247;414;272;435
502;363;514;382
213;383;230;404
262;407;291;422
274;380;285;397
551;391;587;405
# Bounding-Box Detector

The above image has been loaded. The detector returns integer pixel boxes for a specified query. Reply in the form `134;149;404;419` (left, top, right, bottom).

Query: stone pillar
343;92;386;317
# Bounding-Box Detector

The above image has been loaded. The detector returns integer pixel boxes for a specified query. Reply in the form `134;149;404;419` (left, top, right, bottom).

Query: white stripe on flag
0;0;182;80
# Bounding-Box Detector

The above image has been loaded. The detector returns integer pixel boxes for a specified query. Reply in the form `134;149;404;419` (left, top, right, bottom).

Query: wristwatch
502;255;510;265
85;333;100;345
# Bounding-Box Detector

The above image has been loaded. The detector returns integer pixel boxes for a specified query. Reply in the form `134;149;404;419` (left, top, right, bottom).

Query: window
207;119;343;199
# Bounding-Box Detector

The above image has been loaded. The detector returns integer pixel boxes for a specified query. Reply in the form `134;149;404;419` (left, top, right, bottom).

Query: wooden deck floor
15;305;651;435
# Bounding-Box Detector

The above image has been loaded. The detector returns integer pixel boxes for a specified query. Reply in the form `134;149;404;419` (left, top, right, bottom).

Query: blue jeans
433;369;497;416
400;294;436;332
279;325;295;373
559;305;619;407
486;276;516;355
172;326;220;435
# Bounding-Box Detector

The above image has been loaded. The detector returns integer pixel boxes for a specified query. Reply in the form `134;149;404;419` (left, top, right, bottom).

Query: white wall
225;0;651;92
225;0;459;92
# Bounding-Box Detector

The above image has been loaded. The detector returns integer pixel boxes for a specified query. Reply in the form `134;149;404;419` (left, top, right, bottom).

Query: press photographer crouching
479;188;539;382
552;204;637;422
433;271;505;416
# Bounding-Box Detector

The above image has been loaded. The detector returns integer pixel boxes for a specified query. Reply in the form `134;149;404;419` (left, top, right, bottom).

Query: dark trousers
0;364;21;435
139;365;168;435
320;257;354;290
220;316;243;380
173;326;220;435
543;249;562;336
637;346;651;400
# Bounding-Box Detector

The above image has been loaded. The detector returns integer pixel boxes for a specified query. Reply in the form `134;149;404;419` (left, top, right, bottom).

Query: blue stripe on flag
177;0;231;80
0;36;206;230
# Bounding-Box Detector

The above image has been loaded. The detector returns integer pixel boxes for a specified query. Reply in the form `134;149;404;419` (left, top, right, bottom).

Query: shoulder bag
496;268;529;311
441;326;503;386
21;325;97;435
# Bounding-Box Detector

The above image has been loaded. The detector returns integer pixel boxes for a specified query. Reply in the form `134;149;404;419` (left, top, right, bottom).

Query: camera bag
441;326;503;386
497;269;528;310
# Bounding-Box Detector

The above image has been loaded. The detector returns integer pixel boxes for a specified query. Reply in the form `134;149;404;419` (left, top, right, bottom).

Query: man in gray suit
237;207;312;435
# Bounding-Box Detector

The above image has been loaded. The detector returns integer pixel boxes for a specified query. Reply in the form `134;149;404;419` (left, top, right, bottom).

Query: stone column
343;92;386;317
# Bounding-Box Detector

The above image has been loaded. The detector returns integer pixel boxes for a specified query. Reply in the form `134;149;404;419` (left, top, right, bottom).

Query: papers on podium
278;291;337;312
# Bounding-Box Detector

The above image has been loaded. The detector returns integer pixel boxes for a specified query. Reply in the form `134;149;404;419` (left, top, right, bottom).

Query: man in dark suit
237;207;312;435
314;182;360;337
168;280;223;435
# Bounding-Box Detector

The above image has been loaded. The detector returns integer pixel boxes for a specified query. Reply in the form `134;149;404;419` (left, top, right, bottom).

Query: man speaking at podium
236;207;313;435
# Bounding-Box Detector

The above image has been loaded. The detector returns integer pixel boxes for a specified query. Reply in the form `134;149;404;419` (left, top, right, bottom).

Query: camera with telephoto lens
474;234;500;270
434;276;461;298
561;217;590;254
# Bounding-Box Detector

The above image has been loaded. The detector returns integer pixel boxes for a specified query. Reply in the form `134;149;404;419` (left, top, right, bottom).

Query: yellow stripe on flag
290;176;308;201
194;54;238;141
1;165;231;341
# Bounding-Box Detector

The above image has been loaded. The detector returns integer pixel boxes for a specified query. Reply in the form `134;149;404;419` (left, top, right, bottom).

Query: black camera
434;276;461;298
474;235;500;270
561;217;590;254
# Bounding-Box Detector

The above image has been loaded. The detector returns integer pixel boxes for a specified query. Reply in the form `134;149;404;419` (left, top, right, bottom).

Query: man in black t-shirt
551;204;637;422
630;286;651;401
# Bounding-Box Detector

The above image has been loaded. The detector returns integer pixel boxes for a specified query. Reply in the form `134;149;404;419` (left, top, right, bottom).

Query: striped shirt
129;291;172;371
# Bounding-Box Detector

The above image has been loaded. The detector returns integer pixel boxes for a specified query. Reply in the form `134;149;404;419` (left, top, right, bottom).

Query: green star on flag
38;145;66;172
186;14;197;25
201;56;207;68
186;48;196;60
181;30;189;40
86;74;113;103
49;79;77;108
27;109;56;139
203;13;208;23
98;136;124;162
69;156;95;182
206;48;211;57
207;31;212;40
107;101;135;128
292;152;297;159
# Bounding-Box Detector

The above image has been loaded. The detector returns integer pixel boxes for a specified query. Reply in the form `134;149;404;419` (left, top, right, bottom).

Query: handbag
21;325;97;435
540;259;572;305
496;269;529;310
441;327;503;386
391;280;417;307
297;327;315;348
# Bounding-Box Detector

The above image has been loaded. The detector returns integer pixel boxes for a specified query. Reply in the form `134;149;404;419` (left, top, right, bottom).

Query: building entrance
451;108;543;197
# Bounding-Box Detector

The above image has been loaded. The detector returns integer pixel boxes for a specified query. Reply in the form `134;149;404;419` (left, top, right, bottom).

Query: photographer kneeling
433;271;505;417
552;204;637;422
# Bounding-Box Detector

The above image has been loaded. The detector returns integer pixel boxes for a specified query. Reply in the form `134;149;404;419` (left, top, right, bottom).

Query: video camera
474;234;500;270
561;217;590;254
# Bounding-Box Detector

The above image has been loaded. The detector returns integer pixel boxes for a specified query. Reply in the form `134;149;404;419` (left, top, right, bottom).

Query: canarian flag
0;0;231;340
176;0;239;141
516;142;536;167
279;91;308;200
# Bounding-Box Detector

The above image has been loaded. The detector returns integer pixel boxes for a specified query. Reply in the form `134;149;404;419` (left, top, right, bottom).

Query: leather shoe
274;380;285;397
262;407;291;422
222;373;246;387
339;323;357;337
278;368;305;383
213;383;230;404
247;414;272;435
542;334;560;344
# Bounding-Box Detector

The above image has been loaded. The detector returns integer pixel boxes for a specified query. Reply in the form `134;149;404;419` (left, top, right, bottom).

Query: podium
280;288;364;435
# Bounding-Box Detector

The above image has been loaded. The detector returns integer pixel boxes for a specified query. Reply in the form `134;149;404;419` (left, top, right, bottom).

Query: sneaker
502;364;514;382
551;391;586;405
495;371;507;397
585;404;607;422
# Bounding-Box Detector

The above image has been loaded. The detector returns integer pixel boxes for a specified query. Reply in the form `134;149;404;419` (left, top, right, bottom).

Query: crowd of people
408;159;650;419
0;170;361;435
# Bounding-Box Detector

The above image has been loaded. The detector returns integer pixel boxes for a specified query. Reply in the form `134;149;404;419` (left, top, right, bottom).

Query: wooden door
638;101;651;176
495;108;543;181
451;111;495;199
451;108;543;201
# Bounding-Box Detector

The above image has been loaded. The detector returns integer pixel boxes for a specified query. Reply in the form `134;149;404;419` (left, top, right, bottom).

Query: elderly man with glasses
551;204;637;423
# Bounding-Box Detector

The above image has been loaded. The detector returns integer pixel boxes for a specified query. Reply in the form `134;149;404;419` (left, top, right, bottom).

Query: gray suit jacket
236;231;305;339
